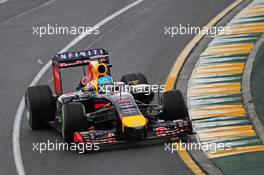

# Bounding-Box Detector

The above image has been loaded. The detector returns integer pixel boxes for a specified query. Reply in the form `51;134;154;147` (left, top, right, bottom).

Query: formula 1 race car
25;48;192;146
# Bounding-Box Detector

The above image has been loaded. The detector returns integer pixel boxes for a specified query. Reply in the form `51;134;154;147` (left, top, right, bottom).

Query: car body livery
25;48;192;148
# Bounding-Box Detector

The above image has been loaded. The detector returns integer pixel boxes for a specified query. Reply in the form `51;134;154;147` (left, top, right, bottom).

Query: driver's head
98;76;114;93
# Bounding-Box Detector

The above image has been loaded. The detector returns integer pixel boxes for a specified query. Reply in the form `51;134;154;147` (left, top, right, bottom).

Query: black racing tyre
135;73;148;84
62;102;87;144
121;73;154;103
162;90;189;121
121;73;148;85
25;85;55;130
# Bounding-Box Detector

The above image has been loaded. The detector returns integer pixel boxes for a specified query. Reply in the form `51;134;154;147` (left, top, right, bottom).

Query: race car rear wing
51;48;110;95
52;48;109;68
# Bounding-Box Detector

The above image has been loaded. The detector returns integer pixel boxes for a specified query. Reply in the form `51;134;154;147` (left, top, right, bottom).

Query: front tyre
162;90;189;121
25;85;55;130
62;102;87;144
162;90;193;135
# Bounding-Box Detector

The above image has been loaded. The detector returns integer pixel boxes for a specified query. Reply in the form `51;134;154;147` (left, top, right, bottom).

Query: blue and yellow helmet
98;76;114;85
98;76;114;93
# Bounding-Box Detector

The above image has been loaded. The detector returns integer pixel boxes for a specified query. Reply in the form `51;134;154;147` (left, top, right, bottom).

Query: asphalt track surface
0;0;233;174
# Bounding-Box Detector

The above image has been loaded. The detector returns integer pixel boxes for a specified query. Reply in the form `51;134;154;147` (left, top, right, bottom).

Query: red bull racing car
25;48;192;147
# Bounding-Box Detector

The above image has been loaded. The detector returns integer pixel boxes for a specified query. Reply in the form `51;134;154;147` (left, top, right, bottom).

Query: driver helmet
98;76;114;93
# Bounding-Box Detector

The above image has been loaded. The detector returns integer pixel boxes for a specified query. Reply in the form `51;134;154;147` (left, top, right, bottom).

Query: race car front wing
73;119;191;144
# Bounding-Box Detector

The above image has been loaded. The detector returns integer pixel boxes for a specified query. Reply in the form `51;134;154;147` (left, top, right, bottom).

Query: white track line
1;0;55;25
0;0;8;5
12;1;143;175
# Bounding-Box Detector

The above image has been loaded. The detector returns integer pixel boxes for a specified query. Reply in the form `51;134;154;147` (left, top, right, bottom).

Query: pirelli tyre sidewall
25;85;55;130
162;90;189;121
61;102;87;144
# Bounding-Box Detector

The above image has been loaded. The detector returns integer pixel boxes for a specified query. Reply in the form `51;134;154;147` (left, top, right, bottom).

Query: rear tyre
162;90;189;121
121;73;154;103
25;85;55;130
62;102;87;144
121;73;148;84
